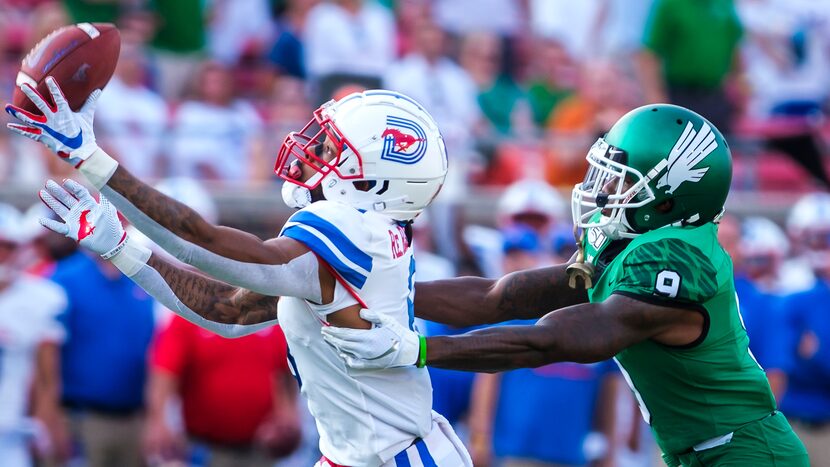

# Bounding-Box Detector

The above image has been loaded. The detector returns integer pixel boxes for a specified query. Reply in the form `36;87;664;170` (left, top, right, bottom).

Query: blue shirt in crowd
778;278;830;422
51;252;155;412
734;276;793;372
493;320;616;465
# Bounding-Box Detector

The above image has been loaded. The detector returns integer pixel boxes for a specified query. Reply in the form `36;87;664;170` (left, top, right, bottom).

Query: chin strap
566;227;595;289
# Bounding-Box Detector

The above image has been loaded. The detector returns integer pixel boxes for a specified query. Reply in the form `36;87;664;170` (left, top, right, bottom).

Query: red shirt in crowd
151;315;291;445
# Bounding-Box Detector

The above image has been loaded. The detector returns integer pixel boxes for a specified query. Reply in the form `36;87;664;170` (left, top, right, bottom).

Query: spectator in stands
207;0;273;66
96;40;169;180
303;0;395;103
779;195;830;466
0;204;68;467
145;315;301;466
148;0;208;100
432;0;523;38
50;234;156;467
459;31;534;138
525;37;577;128
783;193;830;293
717;212;742;260
638;0;743;134
167;61;264;184
250;76;312;186
464;178;568;279
544;59;640;188
268;0;320;80
61;0;120;24
736;0;830;188
384;15;481;165
468;225;619;467
734;217;793;400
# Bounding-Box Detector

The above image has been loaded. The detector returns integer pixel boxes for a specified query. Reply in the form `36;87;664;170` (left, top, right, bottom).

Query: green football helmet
571;104;732;239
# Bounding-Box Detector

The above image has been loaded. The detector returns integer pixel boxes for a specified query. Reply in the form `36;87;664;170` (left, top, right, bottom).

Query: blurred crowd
1;0;830;466
0;0;829;192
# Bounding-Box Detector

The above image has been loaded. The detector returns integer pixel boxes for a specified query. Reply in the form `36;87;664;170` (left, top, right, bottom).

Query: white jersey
0;276;67;431
278;201;433;466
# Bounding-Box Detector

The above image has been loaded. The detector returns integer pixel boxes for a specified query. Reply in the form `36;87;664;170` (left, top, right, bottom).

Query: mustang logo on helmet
656;121;718;195
381;116;427;165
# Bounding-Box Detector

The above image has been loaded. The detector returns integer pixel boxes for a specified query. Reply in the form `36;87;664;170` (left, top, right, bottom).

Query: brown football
12;22;120;114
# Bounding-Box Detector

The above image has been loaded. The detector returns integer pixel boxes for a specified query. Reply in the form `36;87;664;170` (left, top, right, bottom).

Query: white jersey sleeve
280;201;373;301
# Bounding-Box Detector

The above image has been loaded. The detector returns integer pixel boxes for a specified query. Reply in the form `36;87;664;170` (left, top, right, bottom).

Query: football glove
5;78;118;188
6;77;100;166
321;309;421;369
39;179;126;258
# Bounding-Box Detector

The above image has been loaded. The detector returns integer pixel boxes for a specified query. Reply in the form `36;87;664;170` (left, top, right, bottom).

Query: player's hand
38;179;126;258
5;77;100;167
321;309;421;369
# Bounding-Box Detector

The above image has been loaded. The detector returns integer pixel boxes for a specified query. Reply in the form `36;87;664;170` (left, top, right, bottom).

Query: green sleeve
614;238;718;304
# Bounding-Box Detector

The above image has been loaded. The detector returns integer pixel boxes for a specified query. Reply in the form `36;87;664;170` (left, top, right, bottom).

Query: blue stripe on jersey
415;439;437;467
288;211;373;272
407;256;416;330
282;226;368;288
286;345;302;389
393;449;411;467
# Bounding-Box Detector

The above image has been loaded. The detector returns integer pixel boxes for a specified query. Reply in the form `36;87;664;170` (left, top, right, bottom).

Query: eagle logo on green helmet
656;121;718;195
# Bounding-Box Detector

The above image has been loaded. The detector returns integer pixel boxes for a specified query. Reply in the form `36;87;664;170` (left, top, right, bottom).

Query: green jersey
584;222;776;455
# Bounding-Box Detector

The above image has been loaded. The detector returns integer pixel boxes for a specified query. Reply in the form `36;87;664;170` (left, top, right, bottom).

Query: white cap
497;179;566;221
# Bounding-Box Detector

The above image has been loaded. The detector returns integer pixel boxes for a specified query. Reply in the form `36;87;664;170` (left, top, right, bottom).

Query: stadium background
0;0;829;466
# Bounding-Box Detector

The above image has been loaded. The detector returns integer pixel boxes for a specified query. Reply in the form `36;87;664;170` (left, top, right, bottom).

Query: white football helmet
741;216;789;258
787;192;830;270
276;90;448;221
0;203;23;245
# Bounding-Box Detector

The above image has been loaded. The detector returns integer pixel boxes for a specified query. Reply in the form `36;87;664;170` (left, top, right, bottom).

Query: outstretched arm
414;261;588;327
323;293;704;371
120;250;280;337
37;178;279;337
6;79;315;297
102;167;281;263
424;294;698;372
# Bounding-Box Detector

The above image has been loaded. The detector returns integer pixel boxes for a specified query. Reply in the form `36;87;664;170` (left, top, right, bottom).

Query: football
11;22;120;114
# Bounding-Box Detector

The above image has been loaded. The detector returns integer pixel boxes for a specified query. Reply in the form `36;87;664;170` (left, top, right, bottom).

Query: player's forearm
108;238;278;337
100;166;319;297
424;325;562;372
101;166;270;260
146;254;279;326
425;303;637;372
414;264;588;327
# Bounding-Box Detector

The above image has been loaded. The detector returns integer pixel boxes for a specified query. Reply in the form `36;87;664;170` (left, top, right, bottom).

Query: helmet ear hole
655;199;674;213
354;181;374;192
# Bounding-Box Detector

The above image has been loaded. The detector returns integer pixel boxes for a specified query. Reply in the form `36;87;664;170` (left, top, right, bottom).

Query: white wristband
108;236;152;277
78;147;118;189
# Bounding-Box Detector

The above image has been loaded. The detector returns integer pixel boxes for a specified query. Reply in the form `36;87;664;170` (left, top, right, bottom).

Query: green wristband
417;335;428;368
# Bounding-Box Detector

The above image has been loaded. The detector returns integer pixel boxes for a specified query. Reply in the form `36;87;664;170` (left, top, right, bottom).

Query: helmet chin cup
281;181;312;209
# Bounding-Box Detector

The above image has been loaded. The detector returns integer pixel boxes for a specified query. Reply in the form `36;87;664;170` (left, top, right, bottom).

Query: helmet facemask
571;138;656;240
276;105;364;208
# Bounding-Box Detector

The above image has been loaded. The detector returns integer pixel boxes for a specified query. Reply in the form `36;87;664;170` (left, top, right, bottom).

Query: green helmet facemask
571;104;733;240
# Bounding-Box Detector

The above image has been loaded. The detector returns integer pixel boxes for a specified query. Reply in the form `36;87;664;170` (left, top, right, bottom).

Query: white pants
315;411;472;467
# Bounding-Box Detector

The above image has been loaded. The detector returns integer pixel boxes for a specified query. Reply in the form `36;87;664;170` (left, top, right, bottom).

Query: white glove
6;78;117;188
6;77;100;166
321;309;422;370
38;179;127;258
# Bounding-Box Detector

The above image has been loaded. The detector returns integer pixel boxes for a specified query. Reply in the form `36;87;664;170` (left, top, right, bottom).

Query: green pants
662;411;810;467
